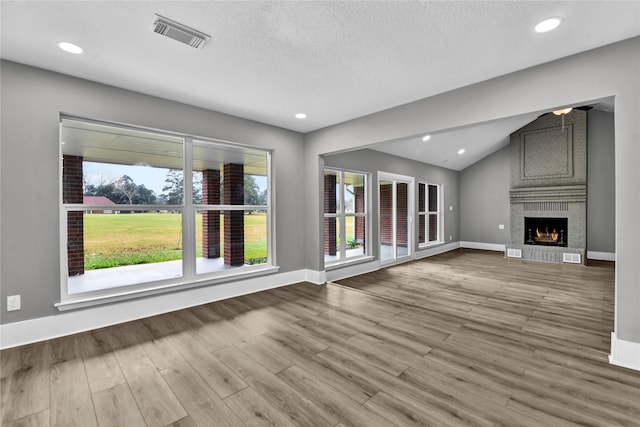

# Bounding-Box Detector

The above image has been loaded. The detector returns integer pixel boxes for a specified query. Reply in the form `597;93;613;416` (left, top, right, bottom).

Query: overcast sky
83;162;266;196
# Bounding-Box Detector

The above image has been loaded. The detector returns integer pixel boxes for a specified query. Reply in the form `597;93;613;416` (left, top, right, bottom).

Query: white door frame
378;171;414;266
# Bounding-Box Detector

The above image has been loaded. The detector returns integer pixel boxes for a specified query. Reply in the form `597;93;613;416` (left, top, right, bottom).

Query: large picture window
60;117;273;306
324;169;368;265
418;182;442;246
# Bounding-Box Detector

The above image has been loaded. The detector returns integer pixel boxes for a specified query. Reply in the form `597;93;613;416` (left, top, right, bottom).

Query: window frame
418;182;443;248
323;168;370;267
57;116;276;311
378;171;415;265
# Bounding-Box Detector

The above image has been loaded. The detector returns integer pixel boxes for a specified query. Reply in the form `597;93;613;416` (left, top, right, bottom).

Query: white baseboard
326;242;459;282
587;251;616;261
609;332;640;372
459;241;506;252
326;260;380;282
304;269;326;285
0;269;310;350
416;241;461;259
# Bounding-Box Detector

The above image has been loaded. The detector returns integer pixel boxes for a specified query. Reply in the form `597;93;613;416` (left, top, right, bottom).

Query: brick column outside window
396;183;408;247
63;155;84;276
354;185;365;250
324;174;337;256
224;163;244;266
202;169;221;258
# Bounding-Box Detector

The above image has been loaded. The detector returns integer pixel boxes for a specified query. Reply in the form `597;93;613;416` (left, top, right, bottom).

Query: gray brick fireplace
506;109;587;264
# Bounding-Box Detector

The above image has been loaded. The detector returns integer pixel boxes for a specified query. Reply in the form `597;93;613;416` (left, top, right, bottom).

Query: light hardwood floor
2;249;639;426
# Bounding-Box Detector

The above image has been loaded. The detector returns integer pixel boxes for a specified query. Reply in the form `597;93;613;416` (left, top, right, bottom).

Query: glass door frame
378;171;414;266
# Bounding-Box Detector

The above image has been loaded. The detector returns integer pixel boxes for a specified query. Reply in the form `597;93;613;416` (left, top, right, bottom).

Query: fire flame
535;227;559;242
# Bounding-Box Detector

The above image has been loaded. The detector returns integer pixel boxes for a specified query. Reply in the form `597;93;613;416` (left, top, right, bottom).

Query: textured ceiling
1;1;639;169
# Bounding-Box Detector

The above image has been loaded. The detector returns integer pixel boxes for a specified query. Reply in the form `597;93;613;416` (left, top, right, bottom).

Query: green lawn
84;212;267;270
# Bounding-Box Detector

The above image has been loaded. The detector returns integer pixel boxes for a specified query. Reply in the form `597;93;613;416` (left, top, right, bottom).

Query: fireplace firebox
524;217;567;247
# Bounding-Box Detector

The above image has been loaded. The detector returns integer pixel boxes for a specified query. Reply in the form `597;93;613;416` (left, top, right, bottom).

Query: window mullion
182;138;196;278
339;172;347;260
392;180;397;257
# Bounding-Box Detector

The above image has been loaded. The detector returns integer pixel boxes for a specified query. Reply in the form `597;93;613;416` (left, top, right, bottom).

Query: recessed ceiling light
457;148;465;155
422;135;431;142
535;17;562;33
58;42;83;54
295;113;307;119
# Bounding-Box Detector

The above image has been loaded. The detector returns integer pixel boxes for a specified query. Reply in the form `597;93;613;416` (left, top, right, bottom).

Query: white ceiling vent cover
151;14;210;49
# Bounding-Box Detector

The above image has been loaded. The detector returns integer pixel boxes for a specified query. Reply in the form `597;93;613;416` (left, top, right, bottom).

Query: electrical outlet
7;295;21;311
449;235;453;241
499;224;505;230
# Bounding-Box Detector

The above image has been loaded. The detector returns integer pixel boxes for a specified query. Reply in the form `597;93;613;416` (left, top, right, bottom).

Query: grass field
84;212;267;270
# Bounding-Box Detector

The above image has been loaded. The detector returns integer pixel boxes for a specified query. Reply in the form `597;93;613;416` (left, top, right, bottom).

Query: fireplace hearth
524;217;567;247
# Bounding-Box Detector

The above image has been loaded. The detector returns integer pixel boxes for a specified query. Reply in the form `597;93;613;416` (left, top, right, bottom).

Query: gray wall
304;37;640;343
459;145;511;245
324;149;459;259
0;60;305;324
587;109;615;253
459;110;616;253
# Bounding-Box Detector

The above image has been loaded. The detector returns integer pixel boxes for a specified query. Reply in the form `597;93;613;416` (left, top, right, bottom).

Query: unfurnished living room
1;2;640;426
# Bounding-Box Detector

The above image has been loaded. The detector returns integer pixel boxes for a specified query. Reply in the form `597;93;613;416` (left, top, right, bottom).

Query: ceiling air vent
151;14;210;49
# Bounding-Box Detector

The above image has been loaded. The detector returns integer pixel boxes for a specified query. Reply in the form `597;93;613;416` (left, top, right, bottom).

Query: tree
162;169;184;205
162;170;202;205
244;175;263;205
161;170;265;207
114;175;138;205
192;171;202;204
84;174;156;205
84;181;118;203
83;173;109;195
134;184;157;204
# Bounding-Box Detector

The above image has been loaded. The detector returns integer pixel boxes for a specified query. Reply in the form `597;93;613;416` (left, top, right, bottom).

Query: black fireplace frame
524;217;568;247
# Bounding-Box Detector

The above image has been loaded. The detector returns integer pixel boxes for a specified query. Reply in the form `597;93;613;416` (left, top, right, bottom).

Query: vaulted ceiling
2;1;638;169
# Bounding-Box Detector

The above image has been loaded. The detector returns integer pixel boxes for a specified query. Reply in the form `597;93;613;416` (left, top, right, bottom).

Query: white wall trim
326;242;460;282
459;241;506;252
304;269;326;285
457;243;615;261
587;251;616;261
609;332;640;372
0;269;310;350
326;260;380;282
415;241;461;259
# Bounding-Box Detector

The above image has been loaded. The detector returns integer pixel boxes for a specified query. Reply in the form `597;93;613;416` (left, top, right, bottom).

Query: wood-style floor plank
2;249;638;427
2;409;50;427
160;361;244;427
129;319;186;370
92;383;146;427
111;341;186;427
165;328;247;399
277;364;396;427
165;416;198;427
222;387;297;427
0;342;50;423
215;345;336;427
49;359;97;427
79;331;126;394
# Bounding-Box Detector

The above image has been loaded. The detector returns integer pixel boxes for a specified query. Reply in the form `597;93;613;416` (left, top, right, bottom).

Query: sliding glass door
379;172;413;264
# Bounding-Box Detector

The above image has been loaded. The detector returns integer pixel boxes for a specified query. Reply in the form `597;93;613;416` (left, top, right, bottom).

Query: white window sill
418;241;445;250
325;255;375;271
56;265;280;311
